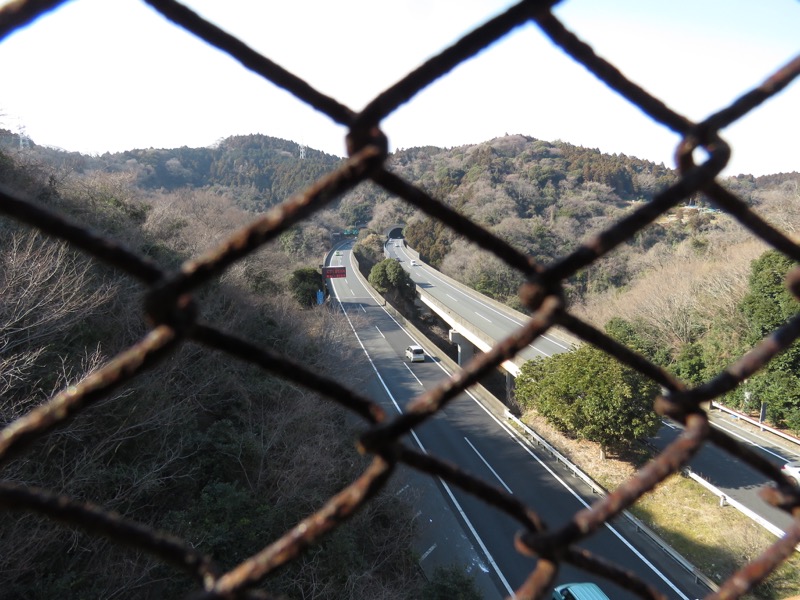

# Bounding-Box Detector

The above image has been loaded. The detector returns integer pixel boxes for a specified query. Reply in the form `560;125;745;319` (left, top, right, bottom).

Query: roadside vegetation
4;126;800;598
0;143;435;599
368;258;416;310
515;345;661;457
520;410;800;599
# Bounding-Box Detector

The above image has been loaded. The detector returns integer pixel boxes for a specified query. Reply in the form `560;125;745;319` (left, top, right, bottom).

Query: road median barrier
351;253;717;594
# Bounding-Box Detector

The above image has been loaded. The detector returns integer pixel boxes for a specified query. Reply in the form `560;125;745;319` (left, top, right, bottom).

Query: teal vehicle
552;583;611;600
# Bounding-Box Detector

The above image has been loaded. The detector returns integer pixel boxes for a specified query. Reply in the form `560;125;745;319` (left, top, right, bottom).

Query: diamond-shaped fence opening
1;1;799;599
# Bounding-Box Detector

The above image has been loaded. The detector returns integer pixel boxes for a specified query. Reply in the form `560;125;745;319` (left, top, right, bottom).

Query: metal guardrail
410;252;581;350
711;402;800;448
508;415;719;593
359;250;718;592
684;469;788;543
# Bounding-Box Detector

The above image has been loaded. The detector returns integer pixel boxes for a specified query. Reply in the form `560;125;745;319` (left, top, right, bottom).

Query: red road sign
323;266;346;279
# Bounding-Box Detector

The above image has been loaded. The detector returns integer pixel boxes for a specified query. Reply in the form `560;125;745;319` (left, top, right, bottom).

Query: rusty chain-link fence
1;1;800;598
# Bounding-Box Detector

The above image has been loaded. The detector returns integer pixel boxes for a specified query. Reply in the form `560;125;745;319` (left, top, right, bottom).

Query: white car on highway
405;345;425;362
782;461;800;486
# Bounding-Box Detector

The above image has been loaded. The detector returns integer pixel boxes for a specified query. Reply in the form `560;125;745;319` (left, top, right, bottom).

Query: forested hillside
568;173;800;430
0;145;430;599
1;130;343;212
340;134;685;306
6;128;798;432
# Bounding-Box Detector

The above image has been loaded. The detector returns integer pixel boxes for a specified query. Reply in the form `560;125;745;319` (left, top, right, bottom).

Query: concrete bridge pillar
448;330;474;366
506;372;518;413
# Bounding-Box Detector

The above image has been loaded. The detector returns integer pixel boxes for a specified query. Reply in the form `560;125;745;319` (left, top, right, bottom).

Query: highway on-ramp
327;242;708;600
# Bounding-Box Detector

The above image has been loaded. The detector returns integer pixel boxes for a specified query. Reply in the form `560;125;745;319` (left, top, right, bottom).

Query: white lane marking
375;325;385;339
334;287;515;598
404;363;424;386
446;293;459;302
421;268;570;350
464;437;513;494
475;312;492;323
712;422;792;462
525;342;551;357
420;544;437;561
360;303;367;313
714;413;800;460
330;279;344;309
345;260;688;598
440;474;516;597
493;415;689;599
343;250;684;598
361;288;684;596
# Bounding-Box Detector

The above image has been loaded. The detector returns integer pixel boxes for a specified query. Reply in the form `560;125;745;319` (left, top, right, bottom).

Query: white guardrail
682;470;788;541
506;414;719;592
362;243;720;591
711;401;800;448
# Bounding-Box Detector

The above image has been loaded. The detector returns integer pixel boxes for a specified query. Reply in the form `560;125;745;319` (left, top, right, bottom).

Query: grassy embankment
520;412;800;600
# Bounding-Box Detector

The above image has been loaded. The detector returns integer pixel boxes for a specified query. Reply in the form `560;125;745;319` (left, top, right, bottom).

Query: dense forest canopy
4;127;798;313
3;126;797;308
1;130;343;212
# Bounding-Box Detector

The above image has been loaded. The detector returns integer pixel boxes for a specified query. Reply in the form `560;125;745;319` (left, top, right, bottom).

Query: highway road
326;242;708;600
386;239;800;539
652;410;800;534
385;240;572;364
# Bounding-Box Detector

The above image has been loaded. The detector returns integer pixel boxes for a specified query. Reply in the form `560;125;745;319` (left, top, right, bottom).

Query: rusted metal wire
0;0;68;41
0;481;219;584
202;456;395;599
191;323;387;425
1;0;799;598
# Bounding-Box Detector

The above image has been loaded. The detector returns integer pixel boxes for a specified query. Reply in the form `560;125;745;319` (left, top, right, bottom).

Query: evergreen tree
738;250;800;428
515;346;661;457
289;267;322;307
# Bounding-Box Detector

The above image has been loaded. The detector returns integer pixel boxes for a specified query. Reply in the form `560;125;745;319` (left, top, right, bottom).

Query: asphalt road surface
386;240;800;539
386;241;570;362
652;410;800;534
327;243;710;600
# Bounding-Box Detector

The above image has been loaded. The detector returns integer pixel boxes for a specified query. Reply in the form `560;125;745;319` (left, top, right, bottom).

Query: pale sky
0;0;798;176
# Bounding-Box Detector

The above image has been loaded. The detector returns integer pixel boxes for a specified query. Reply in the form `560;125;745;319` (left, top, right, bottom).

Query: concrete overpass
383;238;577;377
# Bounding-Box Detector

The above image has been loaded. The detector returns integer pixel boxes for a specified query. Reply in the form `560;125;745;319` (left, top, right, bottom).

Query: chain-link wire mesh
1;1;799;598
